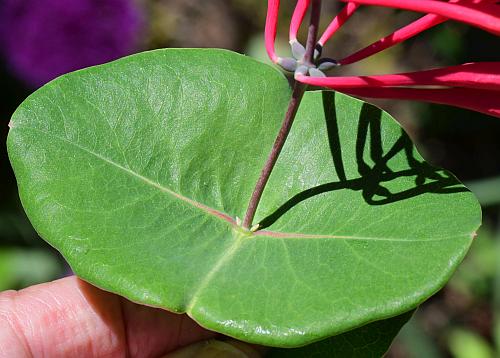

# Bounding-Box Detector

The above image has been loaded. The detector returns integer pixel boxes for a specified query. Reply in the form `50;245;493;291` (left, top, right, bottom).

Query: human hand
0;276;262;357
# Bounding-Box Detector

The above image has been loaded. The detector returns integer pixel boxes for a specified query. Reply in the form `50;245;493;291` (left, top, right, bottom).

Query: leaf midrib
12;125;470;244
12;125;235;225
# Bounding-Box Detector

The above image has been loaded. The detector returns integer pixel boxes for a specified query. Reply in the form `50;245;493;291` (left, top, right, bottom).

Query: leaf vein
14;126;235;225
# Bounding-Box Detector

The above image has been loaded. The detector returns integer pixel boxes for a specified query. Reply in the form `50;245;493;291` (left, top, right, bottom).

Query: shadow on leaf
267;310;414;357
259;91;467;229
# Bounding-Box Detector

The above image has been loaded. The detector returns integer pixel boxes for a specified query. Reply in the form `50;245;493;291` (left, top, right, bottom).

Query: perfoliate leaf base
8;49;480;349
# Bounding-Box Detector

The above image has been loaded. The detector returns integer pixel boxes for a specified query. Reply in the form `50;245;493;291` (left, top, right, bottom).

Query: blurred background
0;0;499;356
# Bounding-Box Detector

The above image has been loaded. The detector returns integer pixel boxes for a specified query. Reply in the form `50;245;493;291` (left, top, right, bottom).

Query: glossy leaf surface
8;49;480;348
269;311;413;357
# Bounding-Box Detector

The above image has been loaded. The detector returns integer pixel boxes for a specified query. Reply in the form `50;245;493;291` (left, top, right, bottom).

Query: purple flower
0;0;144;87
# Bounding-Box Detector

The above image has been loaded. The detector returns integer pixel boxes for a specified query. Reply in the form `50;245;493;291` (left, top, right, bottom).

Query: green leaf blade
269;311;414;357
8;49;481;349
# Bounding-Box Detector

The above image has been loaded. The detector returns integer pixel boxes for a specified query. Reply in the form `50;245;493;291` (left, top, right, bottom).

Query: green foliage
0;248;62;291
7;49;481;349
448;328;495;358
269;311;413;357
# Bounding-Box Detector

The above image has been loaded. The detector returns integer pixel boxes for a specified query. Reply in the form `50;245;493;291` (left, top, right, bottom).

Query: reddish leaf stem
242;0;322;229
242;81;306;229
303;0;322;66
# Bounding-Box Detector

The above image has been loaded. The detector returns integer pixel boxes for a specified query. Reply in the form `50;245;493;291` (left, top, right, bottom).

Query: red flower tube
295;62;500;90
264;0;499;118
339;13;447;65
265;0;280;63
342;0;500;35
317;2;360;47
342;87;500;117
290;0;311;43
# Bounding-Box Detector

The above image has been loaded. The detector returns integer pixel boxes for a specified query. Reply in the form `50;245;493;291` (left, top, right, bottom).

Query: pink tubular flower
341;0;500;35
265;0;500;118
290;0;311;43
339;13;447;65
296;62;500;91
296;63;500;117
265;0;280;63
318;2;360;47
342;87;500;118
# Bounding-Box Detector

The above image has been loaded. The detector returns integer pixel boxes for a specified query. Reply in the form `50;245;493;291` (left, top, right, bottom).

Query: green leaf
7;49;481;348
268;311;413;357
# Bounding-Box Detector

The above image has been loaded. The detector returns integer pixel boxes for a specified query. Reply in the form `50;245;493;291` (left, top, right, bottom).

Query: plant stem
242;0;321;229
304;0;322;66
242;81;306;229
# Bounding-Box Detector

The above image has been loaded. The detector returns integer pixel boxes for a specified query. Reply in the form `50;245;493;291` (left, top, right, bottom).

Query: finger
0;276;216;357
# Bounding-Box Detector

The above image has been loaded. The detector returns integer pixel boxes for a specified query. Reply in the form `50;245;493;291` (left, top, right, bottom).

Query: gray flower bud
318;59;339;71
278;57;298;72
291;40;306;61
295;65;309;77
309;68;326;77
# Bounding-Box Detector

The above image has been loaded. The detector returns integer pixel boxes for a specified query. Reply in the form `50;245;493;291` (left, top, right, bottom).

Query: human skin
0;276;217;357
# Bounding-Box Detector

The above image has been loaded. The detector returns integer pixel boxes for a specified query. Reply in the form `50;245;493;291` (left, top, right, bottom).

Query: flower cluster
265;0;500;118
